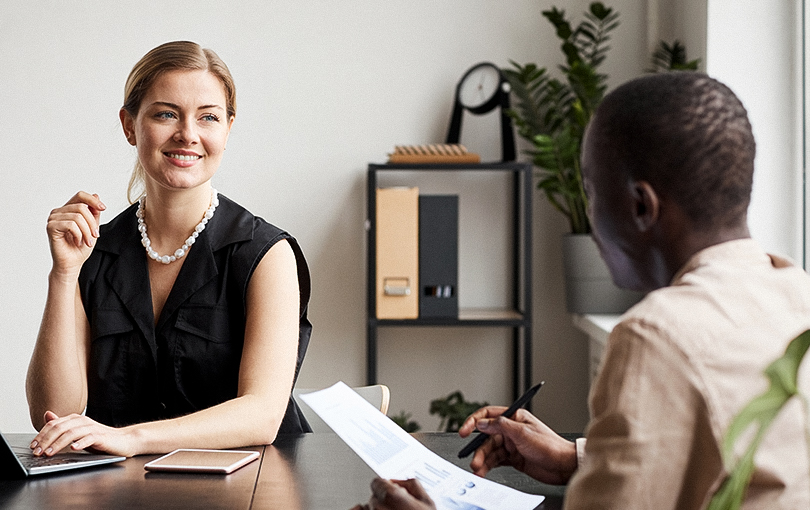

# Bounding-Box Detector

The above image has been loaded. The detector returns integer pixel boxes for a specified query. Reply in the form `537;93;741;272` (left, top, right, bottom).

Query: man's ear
119;109;136;146
631;181;660;232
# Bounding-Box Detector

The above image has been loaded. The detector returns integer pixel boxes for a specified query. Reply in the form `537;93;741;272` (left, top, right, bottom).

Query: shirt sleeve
574;437;587;470
563;319;721;510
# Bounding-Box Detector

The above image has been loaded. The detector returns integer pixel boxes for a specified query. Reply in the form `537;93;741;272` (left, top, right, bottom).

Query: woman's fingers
32;412;99;457
46;193;106;266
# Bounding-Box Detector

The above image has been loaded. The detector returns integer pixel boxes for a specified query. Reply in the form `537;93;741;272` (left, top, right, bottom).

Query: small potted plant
429;391;488;432
505;2;642;313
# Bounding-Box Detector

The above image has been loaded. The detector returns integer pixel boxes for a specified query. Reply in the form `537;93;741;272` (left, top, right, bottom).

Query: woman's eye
201;114;220;122
155;111;176;120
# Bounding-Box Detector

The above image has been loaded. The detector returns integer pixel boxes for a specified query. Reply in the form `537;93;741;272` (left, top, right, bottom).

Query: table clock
446;62;516;162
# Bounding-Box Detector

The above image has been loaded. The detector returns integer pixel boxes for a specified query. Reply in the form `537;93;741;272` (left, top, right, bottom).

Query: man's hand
350;478;436;510
459;406;578;485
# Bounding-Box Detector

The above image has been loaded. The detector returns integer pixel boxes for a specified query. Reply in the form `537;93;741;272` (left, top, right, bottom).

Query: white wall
705;0;803;262
1;0;648;433
654;0;803;262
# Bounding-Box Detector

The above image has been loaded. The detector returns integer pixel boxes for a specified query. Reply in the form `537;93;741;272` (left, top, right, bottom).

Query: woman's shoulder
212;194;292;248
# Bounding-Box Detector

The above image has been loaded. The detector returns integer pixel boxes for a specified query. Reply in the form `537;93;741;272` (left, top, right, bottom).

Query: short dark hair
592;72;755;229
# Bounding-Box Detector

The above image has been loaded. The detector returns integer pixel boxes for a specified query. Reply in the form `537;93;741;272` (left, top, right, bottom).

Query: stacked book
387;144;480;164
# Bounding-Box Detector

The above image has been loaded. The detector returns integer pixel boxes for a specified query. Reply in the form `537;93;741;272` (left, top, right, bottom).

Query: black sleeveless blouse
78;194;312;433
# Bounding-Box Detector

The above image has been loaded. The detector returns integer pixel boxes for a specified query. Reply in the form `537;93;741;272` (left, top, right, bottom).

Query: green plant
429;391;488;432
707;330;810;509
648;40;700;73
390;410;421;433
504;2;619;234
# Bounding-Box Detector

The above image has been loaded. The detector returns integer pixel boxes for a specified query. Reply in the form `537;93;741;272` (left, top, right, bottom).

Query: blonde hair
122;41;237;203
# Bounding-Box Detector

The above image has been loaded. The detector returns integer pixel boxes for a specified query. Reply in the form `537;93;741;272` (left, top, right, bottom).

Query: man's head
582;72;755;291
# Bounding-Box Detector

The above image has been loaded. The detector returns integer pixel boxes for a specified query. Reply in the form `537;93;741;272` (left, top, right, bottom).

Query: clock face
458;64;501;109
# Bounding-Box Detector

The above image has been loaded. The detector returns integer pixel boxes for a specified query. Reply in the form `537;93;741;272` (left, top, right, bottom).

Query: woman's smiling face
121;69;234;193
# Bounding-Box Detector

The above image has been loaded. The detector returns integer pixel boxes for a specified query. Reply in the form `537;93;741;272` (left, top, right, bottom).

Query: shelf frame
366;162;533;403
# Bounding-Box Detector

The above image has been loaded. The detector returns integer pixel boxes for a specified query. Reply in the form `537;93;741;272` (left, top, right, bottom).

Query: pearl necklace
137;189;219;264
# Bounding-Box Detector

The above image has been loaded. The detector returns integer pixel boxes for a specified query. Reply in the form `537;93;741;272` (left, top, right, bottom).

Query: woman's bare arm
26;192;105;429
30;239;301;457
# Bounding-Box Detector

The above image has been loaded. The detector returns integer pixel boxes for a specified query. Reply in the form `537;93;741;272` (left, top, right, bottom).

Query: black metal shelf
369;308;528;327
366;162;533;402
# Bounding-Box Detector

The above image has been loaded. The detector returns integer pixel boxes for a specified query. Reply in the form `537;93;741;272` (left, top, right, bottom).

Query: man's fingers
392;479;431;502
458;406;508;437
371;478;434;508
371;478;399;502
469;432;506;476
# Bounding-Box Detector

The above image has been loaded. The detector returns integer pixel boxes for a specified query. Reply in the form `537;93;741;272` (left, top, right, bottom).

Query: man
353;72;810;509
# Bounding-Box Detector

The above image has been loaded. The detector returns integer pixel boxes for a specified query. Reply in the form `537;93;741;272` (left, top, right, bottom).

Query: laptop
0;430;125;478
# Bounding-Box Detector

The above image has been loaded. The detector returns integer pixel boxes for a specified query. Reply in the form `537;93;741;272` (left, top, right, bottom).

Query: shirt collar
670;238;790;285
95;193;254;255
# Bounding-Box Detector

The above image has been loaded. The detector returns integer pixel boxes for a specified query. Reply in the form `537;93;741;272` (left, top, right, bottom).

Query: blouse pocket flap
175;306;230;343
92;308;135;338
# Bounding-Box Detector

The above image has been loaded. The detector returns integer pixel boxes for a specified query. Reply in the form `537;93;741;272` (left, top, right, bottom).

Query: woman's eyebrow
148;101;225;111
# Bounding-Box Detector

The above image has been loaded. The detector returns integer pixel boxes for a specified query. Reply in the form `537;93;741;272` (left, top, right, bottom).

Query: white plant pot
562;234;644;314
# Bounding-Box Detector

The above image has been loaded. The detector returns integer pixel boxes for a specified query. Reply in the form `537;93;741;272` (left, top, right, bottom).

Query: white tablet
144;448;260;474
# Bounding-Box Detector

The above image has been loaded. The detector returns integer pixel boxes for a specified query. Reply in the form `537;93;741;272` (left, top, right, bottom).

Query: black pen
458;381;545;458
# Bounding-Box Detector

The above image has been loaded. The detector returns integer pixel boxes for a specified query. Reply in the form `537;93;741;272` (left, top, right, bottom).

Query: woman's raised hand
46;192;106;277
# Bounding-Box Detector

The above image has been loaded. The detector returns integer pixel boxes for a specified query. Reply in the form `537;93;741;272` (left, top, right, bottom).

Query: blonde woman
26;41;311;457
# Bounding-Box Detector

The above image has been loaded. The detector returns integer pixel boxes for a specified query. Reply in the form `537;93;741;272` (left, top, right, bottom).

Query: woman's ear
119;109;136;146
632;181;660;232
223;115;235;150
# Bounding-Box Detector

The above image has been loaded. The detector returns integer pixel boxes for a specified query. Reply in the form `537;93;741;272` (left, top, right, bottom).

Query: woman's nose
173;118;198;144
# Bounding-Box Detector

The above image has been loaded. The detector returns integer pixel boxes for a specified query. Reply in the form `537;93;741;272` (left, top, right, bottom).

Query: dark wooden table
0;433;565;509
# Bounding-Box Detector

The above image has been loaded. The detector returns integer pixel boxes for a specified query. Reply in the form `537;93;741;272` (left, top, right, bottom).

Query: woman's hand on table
30;410;136;458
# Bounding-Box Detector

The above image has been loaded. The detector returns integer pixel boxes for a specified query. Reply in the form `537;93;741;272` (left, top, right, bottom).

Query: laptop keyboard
13;448;85;468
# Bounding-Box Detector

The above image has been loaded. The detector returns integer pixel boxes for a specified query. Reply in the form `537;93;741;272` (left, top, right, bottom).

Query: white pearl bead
137;189;218;265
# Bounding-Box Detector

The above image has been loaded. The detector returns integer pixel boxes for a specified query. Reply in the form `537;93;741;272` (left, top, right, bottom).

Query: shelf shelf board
369;162;530;172
371;308;527;327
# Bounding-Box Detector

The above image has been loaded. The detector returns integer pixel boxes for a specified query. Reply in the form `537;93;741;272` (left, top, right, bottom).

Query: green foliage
707;330;810;510
648;40;700;73
504;2;619;234
390;410;421;433
429;391;488;433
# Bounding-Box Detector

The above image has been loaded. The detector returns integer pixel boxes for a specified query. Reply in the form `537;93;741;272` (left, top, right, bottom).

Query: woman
25;41;311;457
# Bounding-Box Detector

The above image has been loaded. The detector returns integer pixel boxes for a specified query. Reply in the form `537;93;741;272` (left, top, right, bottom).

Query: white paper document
299;382;545;510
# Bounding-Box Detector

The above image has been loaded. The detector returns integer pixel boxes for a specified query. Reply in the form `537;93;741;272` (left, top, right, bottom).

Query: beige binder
376;187;419;319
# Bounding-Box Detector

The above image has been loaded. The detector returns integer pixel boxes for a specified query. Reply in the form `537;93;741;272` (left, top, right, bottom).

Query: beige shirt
565;239;810;510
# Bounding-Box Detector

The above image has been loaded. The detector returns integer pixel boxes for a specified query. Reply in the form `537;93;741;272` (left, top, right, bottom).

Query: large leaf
506;2;619;233
707;330;810;510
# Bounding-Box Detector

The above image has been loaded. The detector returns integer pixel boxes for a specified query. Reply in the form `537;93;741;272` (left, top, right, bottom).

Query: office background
0;0;801;433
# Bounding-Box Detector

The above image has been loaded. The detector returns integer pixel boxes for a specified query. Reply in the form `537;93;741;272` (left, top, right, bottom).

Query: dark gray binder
419;195;459;318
